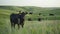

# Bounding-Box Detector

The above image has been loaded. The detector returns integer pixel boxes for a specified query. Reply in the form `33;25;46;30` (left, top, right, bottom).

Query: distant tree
39;13;41;15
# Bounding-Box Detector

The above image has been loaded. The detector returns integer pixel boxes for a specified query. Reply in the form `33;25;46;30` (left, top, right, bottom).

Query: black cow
29;12;33;14
25;12;28;14
28;18;32;21
10;12;27;29
38;18;41;21
49;14;54;16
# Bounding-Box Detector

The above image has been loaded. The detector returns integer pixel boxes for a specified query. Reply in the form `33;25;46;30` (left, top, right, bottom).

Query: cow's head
20;12;28;16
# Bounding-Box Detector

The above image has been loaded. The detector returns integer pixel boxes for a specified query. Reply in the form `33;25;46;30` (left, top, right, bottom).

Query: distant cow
28;18;32;21
29;12;33;14
38;18;41;21
49;14;54;16
25;12;28;14
10;12;27;29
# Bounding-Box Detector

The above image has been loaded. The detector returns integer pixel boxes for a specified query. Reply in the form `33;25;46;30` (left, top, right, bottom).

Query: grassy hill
0;6;60;34
0;6;60;20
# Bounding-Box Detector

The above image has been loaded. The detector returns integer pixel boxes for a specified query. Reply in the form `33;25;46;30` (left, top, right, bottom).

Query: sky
0;0;60;7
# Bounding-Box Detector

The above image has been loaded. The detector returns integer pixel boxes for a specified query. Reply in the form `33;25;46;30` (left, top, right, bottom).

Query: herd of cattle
10;11;54;29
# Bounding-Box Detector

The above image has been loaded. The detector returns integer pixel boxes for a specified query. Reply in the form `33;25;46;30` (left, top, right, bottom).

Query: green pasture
0;6;60;34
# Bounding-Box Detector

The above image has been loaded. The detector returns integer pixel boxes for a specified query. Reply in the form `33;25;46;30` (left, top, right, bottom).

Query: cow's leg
13;23;15;28
18;24;20;29
21;22;24;28
21;19;24;28
18;19;20;29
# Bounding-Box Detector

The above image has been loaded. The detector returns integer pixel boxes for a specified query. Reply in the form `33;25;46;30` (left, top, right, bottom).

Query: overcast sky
0;0;60;7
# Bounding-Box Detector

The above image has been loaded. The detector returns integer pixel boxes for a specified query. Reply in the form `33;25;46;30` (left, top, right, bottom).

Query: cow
28;18;32;21
49;14;54;16
29;12;33;14
25;12;28;14
10;12;27;29
38;18;41;21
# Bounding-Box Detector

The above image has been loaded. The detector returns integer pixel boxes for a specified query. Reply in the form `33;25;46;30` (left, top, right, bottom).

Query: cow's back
10;14;19;24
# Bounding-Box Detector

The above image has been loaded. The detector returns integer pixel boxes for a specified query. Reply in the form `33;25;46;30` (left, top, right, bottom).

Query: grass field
0;6;60;34
0;20;60;34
